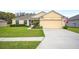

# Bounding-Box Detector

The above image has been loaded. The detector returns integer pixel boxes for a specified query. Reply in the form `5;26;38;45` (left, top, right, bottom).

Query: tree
6;12;16;24
0;11;15;24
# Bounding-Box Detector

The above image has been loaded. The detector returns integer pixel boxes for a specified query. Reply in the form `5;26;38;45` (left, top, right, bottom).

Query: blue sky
57;10;79;18
0;0;79;17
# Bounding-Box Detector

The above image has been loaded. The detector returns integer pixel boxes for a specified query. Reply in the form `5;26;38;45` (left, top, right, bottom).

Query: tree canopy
0;11;15;24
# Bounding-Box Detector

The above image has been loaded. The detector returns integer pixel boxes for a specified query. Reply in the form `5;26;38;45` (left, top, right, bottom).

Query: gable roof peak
37;11;46;14
42;10;65;17
49;10;56;12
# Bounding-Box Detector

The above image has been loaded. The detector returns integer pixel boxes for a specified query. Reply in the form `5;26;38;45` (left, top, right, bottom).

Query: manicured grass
0;41;40;49
68;27;79;33
0;27;44;37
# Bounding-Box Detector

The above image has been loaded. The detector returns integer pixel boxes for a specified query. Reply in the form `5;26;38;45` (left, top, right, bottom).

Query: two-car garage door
40;20;62;28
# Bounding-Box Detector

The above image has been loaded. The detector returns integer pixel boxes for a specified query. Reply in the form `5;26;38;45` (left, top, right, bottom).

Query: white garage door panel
40;20;62;28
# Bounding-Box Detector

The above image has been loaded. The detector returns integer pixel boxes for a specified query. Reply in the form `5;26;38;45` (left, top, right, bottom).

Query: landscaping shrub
32;25;42;29
63;25;68;29
10;24;25;27
31;20;41;29
7;20;12;24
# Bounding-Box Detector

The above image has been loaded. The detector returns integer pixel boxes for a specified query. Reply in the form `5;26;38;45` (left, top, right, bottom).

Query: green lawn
0;27;44;37
0;41;40;49
68;27;79;33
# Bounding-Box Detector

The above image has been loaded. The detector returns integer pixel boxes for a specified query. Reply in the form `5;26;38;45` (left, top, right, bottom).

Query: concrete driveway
37;29;79;49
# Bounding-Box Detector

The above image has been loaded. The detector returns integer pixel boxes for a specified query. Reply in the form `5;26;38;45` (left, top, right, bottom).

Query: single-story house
67;15;79;27
0;19;7;27
12;10;66;28
32;10;65;28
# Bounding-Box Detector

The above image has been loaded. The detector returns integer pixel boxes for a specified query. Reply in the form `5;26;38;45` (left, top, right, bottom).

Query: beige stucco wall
42;11;62;20
40;11;65;28
61;18;65;27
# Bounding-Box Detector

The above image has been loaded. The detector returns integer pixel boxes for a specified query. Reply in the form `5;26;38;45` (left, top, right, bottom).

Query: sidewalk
0;37;44;41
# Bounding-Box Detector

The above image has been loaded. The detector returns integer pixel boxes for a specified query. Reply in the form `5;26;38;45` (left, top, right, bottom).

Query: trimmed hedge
32;26;43;29
10;24;26;27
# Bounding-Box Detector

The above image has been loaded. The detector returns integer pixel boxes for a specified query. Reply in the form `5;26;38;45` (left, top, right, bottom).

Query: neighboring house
12;10;65;28
67;15;79;27
0;19;7;27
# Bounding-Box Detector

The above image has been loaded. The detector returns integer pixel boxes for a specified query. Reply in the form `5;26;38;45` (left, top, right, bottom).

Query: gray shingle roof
69;15;79;20
16;14;35;20
32;11;46;18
